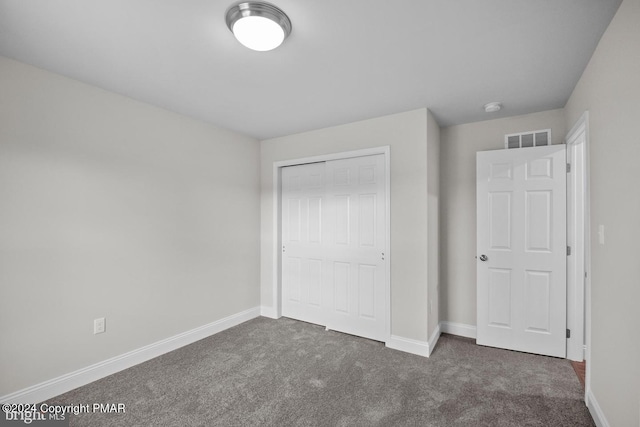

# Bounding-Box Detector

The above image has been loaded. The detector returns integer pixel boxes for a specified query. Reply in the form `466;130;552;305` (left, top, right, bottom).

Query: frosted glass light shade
226;2;292;52
232;16;285;51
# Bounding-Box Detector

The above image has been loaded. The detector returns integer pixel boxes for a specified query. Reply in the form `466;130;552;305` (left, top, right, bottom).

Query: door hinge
567;246;571;256
566;329;571;339
566;163;571;173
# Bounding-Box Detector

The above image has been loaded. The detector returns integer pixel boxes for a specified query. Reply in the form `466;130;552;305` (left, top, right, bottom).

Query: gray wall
564;0;640;424
0;57;261;396
260;109;440;343
439;109;566;326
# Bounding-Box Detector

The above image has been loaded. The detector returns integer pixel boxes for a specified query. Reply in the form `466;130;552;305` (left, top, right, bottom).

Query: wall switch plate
598;224;605;245
94;317;106;334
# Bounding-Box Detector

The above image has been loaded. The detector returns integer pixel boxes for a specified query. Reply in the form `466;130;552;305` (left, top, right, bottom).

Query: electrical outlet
94;317;106;334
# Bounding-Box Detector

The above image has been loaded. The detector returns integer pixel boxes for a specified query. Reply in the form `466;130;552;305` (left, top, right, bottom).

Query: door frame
565;111;591;364
271;146;391;339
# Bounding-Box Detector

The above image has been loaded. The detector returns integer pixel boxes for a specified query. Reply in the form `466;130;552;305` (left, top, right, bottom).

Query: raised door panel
524;270;552;334
358;194;376;248
308;198;322;244
287;199;301;242
357;264;376;319
308;259;323;307
526;158;553;180
333;261;350;314
488;192;512;251
284;257;302;303
525;191;553;253
334;195;350;246
487;268;512;328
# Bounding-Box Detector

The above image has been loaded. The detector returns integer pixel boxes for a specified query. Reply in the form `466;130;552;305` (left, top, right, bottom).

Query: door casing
565;112;590;396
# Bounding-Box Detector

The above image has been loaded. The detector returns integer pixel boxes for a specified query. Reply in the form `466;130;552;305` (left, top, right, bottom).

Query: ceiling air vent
505;129;551;149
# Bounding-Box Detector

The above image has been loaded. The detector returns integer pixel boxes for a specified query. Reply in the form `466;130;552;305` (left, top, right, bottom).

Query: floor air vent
505;129;551;149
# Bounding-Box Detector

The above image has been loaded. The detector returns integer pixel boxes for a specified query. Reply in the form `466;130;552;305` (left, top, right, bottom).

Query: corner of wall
426;109;441;338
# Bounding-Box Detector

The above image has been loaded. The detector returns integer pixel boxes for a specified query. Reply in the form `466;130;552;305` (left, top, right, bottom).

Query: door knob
479;254;488;262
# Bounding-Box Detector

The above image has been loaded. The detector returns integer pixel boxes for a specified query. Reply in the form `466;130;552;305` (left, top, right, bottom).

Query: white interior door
477;145;567;358
281;154;387;341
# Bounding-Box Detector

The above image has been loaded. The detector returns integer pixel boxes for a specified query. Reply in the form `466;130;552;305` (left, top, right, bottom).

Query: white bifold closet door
281;154;387;342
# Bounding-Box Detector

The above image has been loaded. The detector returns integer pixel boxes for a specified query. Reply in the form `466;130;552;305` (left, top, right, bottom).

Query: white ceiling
0;0;622;140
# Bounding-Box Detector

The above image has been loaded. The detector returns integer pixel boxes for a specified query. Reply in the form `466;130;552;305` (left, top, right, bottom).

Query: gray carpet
47;317;594;426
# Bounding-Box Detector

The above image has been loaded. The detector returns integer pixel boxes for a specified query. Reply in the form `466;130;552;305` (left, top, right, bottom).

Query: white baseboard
586;388;610;427
260;306;279;319
1;307;261;404
440;321;477;339
386;335;430;357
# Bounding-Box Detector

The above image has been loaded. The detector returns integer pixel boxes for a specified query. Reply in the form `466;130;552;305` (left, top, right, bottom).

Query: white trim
385;324;440;358
581;111;593;404
586;389;610;427
260;306;279;319
274;147;391;167
383;149;391;342
565;111;589;362
427;323;441;356
385;335;430;357
272;164;282;318
440;321;477;339
270;146;392;340
0;307;261;404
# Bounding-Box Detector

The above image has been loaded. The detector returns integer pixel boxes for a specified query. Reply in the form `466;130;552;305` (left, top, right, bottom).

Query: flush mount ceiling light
484;102;502;113
225;2;292;51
